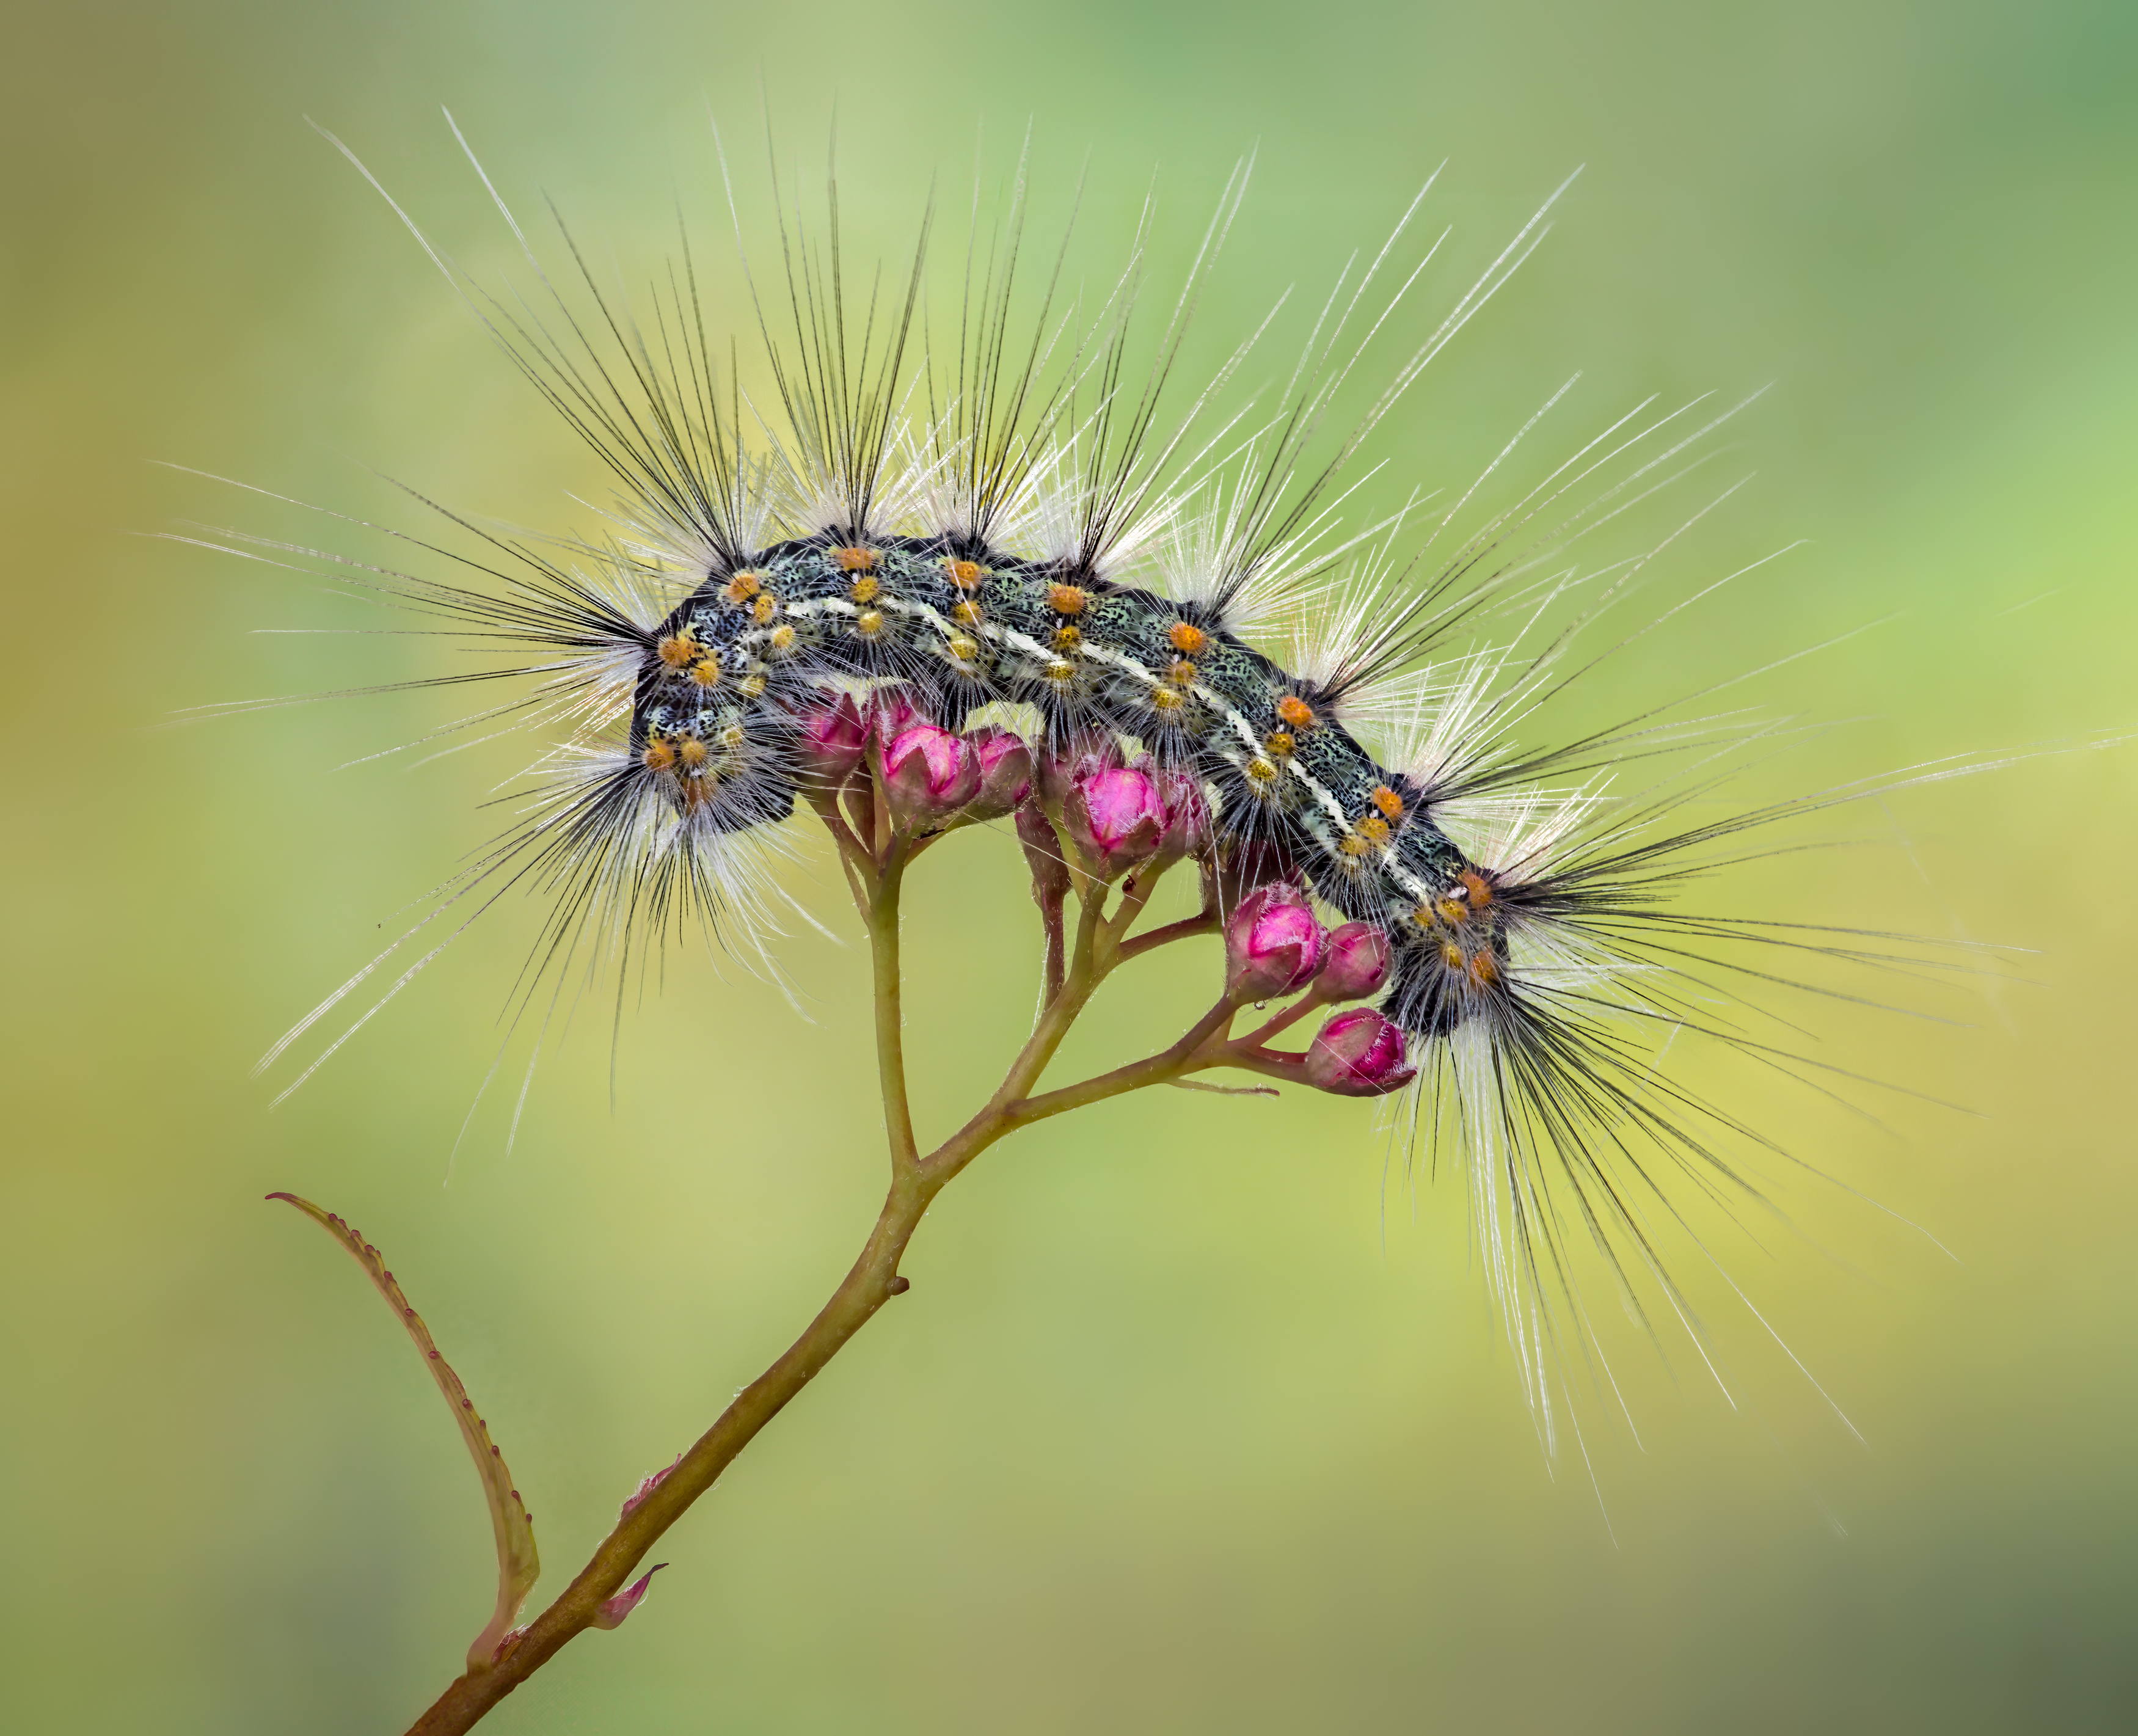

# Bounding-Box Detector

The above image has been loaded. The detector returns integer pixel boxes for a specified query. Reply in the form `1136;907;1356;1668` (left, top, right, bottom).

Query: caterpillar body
633;528;1489;1040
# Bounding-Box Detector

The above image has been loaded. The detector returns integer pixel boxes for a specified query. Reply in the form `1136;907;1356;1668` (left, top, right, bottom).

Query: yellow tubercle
855;610;885;637
688;657;723;688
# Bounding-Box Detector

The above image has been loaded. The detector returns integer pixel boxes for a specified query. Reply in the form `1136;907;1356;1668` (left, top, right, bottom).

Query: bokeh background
5;1;2136;1731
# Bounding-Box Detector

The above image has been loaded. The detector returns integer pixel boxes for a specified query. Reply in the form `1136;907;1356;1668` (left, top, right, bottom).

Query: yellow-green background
5;1;2135;1731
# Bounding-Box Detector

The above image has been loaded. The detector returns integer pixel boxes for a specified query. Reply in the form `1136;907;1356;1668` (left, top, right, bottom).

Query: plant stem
400;839;1231;1734
869;847;919;1175
403;1173;927;1735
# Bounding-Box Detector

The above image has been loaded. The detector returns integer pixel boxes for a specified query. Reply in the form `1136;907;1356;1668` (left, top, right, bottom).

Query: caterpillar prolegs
632;529;1490;1041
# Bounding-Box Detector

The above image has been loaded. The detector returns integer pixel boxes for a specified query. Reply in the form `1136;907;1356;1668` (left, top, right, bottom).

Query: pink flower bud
592;1563;668;1631
1128;757;1213;873
962;727;1034;822
1036;730;1125;817
864;685;922;747
881;723;982;834
1062;764;1168;881
1015;799;1072;902
1224;882;1327;1000
1317;924;1392;1002
1304;1008;1417;1096
790;690;867;788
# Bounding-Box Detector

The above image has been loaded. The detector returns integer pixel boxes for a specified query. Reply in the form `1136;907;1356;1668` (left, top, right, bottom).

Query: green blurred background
4;1;2136;1731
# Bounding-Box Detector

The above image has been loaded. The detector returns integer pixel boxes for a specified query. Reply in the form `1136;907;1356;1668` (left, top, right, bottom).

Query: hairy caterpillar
632;528;1492;1027
204;129;1973;1453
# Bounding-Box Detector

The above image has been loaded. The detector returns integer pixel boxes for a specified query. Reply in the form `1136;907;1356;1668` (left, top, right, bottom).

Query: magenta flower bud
881;723;982;834
864;685;922;747
1224;882;1327;1000
1062;764;1168;881
1304;1008;1417;1097
790;690;867;788
1317;923;1392;1002
962;727;1034;822
1036;730;1125;816
1124;757;1213;873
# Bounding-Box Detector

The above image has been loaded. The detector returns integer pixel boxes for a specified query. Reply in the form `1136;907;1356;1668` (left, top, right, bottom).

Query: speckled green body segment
633;531;1500;1038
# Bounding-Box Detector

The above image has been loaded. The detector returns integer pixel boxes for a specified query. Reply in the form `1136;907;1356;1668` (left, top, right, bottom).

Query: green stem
870;847;919;1175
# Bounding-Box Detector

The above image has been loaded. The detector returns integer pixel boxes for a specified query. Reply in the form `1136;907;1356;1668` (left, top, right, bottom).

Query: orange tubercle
655;633;697;669
723;571;762;604
834;545;877;572
641;737;676;773
1371;785;1405;821
1046;582;1087;616
1458;868;1495;909
944;558;984;589
1168;621;1206;656
1275;695;1315;730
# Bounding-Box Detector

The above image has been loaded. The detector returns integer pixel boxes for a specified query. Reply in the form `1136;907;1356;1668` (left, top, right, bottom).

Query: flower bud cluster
786;685;1033;842
1222;883;1414;1098
786;690;1414;1100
